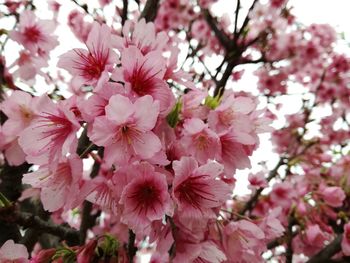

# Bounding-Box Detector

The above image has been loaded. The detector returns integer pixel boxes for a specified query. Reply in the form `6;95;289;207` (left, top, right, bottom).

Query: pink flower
217;131;252;175
58;22;118;91
8;50;47;81
9;10;58;53
67;10;92;43
208;93;256;134
172;157;230;219
1;91;36;140
321;186;346;207
181;118;221;164
120;163;172;234
223;220;265;262
22;155;83;212
89;94;162;166
248;171;268;190
341;222;350;256
112;46;175;115
18;95;80;165
114;18;168;54
0;240;29;263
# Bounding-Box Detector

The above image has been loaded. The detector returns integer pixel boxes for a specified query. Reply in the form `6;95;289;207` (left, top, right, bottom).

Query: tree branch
306;235;342;263
140;0;160;22
237;0;258;39
121;0;128;25
233;0;241;42
0;208;80;245
127;229;137;263
203;9;231;50
239;157;286;215
79;148;103;244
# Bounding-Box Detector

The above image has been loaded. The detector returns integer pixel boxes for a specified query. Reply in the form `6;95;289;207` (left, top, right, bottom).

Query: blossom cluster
1;0;350;262
0;9;275;262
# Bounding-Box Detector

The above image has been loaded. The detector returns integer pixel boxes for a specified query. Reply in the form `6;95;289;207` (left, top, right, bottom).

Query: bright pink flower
341;222;350;256
76;239;98;263
22;155;83;212
114;18;168;54
181;118;221;164
0;240;29;263
89;94;162;166
321;186;346;207
172;157;230;219
29;248;56;263
120;163;172;234
58;22;118;91
9;10;58;53
112;46;175;115
18;95;80;165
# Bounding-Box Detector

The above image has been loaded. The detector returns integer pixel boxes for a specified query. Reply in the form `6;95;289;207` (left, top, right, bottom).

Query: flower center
24;26;41;43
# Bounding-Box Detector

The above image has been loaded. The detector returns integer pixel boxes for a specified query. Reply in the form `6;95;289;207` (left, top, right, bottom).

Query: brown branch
239;157;286;215
121;0;128;25
203;9;231;50
213;59;236;97
306;235;342;263
71;0;89;14
79;148;103;244
127;229;137;263
0;208;80;245
237;0;258;38
285;210;296;263
140;0;160;22
233;0;241;42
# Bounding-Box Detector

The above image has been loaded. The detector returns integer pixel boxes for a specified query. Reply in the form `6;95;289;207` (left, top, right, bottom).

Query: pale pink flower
120;163;172;234
89;94;162;166
223;220;265;262
58;22;118;91
114;18;168;54
9;50;47;81
67;10;92;43
112;46;175;115
9;10;58;53
78;82;123;123
208;94;259;147
217;131;252;175
79;165;129;214
172;157;230;219
342;222;350;256
18;95;80;165
22;155;83;212
258;207;284;241
1;90;36;140
181;118;221;164
248;171;268;190
321;186;346;207
0;240;29;263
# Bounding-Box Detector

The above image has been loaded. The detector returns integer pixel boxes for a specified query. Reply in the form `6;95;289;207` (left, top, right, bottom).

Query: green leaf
166;100;182;128
97;234;119;258
204;94;221;109
0;192;11;208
